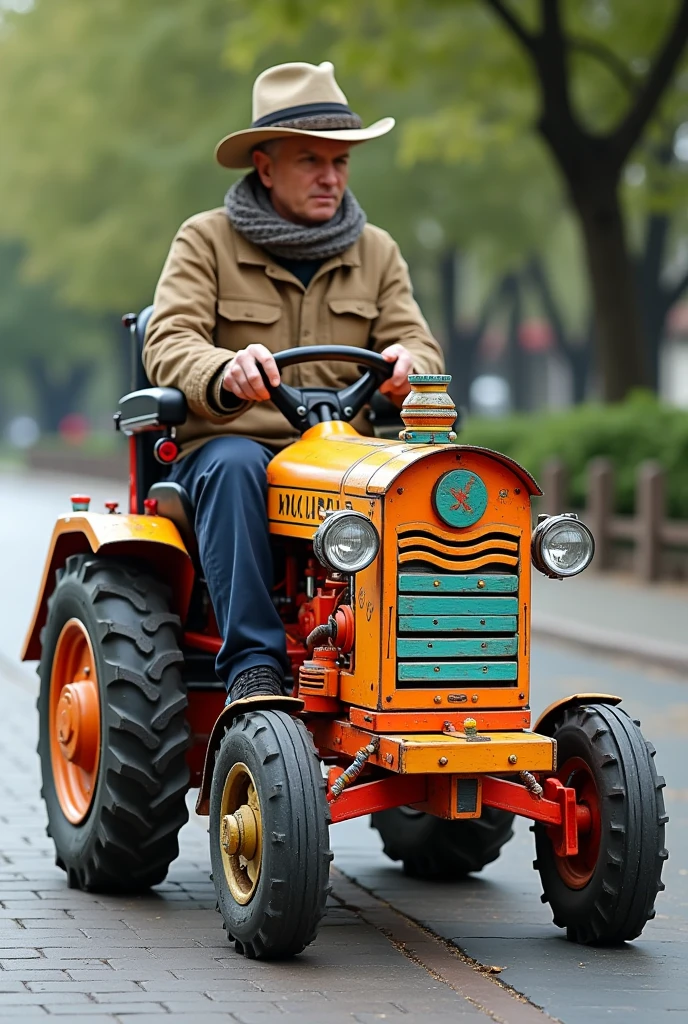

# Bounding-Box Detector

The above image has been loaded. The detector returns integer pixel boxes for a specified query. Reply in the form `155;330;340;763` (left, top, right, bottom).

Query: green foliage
0;0;573;316
0;0;237;311
460;392;688;518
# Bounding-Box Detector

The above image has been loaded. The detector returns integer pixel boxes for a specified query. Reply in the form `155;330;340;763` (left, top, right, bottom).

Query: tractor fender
22;512;194;661
195;695;304;815
534;693;622;737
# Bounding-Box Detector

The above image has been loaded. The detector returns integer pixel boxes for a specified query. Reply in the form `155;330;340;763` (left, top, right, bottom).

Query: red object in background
519;318;554;353
143;498;158;516
667;301;688;336
59;413;90;446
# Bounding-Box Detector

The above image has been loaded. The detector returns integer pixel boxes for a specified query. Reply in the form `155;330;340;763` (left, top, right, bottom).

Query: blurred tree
0;0;235;314
223;0;688;401
0;0;576;407
0;243;107;431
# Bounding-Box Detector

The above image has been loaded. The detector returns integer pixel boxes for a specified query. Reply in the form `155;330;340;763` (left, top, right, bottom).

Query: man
144;60;444;703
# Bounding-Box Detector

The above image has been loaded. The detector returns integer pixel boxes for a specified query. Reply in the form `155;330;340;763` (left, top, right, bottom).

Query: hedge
458;391;688;519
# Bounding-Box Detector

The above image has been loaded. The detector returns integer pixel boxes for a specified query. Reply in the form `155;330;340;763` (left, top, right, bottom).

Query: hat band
252;101;358;128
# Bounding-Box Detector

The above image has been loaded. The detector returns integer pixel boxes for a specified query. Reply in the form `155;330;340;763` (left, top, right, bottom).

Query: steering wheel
259;345;395;431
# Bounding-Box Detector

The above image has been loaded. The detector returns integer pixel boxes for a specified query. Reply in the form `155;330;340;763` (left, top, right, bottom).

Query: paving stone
27;981;141;994
0;991;92;1006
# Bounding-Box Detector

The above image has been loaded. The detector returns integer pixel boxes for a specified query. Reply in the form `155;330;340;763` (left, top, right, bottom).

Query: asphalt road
0;468;685;1022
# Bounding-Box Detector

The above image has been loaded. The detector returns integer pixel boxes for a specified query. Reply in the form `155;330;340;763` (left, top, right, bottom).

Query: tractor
23;307;668;959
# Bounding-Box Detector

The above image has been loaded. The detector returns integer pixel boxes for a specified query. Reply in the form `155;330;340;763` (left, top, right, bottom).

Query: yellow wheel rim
219;762;263;905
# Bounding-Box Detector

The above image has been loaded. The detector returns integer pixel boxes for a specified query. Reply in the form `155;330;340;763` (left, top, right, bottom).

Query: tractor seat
147;481;196;554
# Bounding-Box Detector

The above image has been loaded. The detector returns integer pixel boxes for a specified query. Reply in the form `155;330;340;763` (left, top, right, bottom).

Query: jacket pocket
217;298;282;325
216;298;283;355
327;298;379;348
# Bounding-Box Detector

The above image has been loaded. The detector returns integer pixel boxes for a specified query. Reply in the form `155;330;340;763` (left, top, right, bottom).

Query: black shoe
226;666;284;705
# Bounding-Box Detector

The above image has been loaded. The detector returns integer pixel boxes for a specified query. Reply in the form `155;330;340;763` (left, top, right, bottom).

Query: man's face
253;137;351;226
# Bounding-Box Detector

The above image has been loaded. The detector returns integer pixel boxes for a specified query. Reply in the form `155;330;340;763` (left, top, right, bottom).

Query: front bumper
313;720;555;775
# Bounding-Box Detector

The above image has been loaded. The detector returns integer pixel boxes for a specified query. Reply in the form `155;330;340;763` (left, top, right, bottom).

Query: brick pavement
0;666;536;1024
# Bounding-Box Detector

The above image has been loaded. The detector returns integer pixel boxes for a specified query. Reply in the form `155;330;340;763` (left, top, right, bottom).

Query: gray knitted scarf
224;171;366;261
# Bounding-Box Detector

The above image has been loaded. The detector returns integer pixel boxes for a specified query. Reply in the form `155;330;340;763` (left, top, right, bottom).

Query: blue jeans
169;436;289;690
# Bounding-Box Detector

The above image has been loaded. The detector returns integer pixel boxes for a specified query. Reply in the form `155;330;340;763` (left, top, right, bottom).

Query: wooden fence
539;457;688;583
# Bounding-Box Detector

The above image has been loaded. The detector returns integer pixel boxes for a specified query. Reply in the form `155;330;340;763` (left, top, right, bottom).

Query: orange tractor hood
268;421;541;500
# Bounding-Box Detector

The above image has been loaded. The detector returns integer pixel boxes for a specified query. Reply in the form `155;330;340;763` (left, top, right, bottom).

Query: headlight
531;513;595;578
313;511;380;574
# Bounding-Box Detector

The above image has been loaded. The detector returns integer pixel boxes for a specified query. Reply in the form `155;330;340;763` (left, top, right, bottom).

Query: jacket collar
233;225;362;276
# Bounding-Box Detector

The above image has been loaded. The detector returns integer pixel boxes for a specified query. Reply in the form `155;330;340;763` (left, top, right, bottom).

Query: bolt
434;666;440;673
434;695;442;704
508;754;518;765
519;693;525;700
433;580;440;587
83;667;90;676
397;487;404;495
343;406;353;418
477;580;485;589
438;757;448;766
296;405;307;417
471;694;479;703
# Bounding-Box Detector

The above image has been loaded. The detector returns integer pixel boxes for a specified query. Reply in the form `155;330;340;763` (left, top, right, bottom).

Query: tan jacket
144;207;444;455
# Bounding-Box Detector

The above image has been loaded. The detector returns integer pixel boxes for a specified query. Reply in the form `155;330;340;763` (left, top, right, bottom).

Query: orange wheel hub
553;756;601;889
49;618;101;824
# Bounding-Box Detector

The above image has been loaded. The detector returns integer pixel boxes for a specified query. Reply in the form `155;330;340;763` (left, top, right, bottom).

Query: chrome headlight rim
313;510;380;575
531;513;595;579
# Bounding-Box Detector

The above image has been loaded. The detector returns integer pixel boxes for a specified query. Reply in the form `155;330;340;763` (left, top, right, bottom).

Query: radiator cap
399;375;457;444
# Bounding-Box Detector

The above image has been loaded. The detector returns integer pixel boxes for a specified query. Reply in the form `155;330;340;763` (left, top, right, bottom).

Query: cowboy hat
215;61;395;169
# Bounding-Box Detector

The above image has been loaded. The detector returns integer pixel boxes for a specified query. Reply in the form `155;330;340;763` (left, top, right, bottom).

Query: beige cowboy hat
215;61;395;169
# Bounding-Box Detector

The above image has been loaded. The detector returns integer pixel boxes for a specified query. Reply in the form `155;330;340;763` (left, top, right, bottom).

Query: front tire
534;703;668;945
209;710;331;959
38;555;190;892
371;805;514;880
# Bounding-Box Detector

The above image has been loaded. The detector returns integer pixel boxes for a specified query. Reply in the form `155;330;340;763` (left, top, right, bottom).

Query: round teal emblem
434;469;488;528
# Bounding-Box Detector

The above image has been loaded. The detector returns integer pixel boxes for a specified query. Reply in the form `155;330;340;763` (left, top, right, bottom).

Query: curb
532;613;688;675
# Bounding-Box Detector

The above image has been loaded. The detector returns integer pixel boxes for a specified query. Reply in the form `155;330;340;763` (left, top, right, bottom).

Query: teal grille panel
398;595;518;616
399;615;517;633
398;662;518;682
399;574;518;594
395;552;520;687
397;637;518;658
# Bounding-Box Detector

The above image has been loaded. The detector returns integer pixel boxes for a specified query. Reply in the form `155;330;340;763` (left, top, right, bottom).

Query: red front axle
327;770;589;859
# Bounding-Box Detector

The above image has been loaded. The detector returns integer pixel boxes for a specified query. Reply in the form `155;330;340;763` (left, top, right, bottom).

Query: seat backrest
130;304;155;391
123;305;163;511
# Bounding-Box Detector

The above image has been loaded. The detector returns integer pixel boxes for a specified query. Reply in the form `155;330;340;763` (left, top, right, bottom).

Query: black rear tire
534;703;668;945
371;805;515;880
209;710;332;959
38;554;190;892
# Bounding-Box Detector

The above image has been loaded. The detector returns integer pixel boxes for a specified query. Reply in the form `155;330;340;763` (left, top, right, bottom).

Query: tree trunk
439;249;469;408
573;180;648;401
28;358;94;434
637;212;670;393
504;274;527;410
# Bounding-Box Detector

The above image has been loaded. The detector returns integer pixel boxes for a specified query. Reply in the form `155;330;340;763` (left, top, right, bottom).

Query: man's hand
223;345;281;402
379;344;415;403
